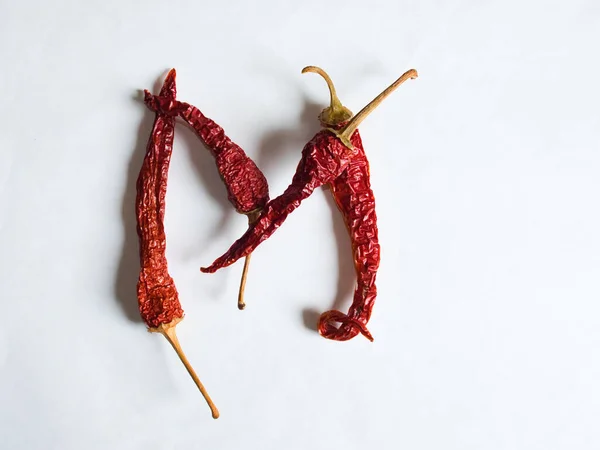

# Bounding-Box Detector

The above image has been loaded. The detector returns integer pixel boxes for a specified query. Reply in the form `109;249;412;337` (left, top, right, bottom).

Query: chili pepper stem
237;209;262;310
237;254;252;310
337;69;418;146
301;66;353;125
149;319;220;419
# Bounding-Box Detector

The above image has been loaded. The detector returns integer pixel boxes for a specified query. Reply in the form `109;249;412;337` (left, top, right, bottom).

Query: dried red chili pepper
144;92;269;310
137;69;219;418
201;66;417;342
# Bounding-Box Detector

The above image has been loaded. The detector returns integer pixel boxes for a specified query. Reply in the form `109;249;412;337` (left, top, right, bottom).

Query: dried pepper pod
201;66;417;342
144;91;269;310
137;69;219;418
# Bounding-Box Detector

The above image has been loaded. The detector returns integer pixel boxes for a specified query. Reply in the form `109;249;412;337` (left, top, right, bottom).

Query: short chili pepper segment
137;69;219;418
201;66;417;342
144;90;269;310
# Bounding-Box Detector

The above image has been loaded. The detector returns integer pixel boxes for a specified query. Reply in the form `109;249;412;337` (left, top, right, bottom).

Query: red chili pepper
201;66;418;342
144;89;269;310
137;69;219;418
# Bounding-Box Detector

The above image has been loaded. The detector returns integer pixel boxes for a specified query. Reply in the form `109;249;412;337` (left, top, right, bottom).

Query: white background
1;0;599;449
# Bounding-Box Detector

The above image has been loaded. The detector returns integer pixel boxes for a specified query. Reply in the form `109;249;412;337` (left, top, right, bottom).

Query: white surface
1;1;599;449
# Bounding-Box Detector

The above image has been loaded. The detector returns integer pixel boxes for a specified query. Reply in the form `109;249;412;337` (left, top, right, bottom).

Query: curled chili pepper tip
149;318;220;419
318;311;375;342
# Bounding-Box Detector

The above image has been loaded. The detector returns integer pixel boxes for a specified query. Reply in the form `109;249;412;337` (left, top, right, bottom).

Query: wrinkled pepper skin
143;95;269;215
201;129;378;341
137;71;220;419
178;102;270;214
320;131;379;341
136;70;184;328
144;78;270;311
201;130;354;268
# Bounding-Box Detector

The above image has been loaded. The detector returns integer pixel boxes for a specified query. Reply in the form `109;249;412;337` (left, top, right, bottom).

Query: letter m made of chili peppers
201;66;418;342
